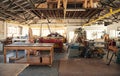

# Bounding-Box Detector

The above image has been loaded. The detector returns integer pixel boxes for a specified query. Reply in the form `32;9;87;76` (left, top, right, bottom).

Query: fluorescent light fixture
66;9;86;11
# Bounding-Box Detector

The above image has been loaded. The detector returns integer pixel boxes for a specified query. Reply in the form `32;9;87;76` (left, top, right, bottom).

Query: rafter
87;9;100;18
10;0;40;19
83;8;120;26
26;0;47;19
57;0;61;8
0;10;25;21
0;16;6;20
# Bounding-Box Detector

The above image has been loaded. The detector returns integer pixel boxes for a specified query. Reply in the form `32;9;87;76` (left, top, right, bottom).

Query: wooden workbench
4;42;54;66
0;63;29;76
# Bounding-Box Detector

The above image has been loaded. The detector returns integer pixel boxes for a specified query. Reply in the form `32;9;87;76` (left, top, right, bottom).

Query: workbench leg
4;49;6;63
16;50;18;58
27;50;30;61
107;53;114;65
106;50;110;59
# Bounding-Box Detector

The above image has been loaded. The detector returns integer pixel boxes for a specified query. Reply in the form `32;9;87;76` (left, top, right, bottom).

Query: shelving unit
15;52;51;65
4;43;54;66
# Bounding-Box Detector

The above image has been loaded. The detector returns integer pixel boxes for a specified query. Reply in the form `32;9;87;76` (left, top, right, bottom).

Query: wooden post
27;50;30;62
16;50;18;58
84;0;87;8
63;0;67;19
90;0;93;8
4;48;6;63
57;0;61;8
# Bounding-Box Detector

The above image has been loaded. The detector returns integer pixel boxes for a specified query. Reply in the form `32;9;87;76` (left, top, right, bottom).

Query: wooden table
0;63;29;76
4;42;54;66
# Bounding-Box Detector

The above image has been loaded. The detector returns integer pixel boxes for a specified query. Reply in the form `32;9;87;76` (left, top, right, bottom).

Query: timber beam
10;0;40;19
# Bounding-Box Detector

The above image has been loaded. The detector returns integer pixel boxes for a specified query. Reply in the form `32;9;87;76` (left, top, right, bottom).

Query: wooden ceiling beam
63;0;67;19
67;11;71;17
47;0;99;3
57;10;60;18
84;9;94;17
90;0;94;8
78;11;86;18
74;12;80;18
27;0;51;20
0;16;6;20
72;11;75;18
0;12;13;21
57;0;61;8
88;10;100;18
27;0;35;7
0;4;25;21
44;10;49;18
53;10;56;18
11;0;41;19
48;10;52;18
52;10;56;18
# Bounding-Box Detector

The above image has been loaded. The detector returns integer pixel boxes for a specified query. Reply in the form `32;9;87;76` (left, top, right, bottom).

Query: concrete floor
0;48;120;76
59;58;120;76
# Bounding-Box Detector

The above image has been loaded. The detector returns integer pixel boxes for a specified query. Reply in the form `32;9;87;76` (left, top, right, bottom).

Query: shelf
15;55;50;65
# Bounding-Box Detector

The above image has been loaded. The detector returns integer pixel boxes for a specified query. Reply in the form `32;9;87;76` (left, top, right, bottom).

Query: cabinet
4;43;54;66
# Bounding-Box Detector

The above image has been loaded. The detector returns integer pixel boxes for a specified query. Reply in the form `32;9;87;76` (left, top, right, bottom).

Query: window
32;28;65;37
7;25;22;37
86;30;104;40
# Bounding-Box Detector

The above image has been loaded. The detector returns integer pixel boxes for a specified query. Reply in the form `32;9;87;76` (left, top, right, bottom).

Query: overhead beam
11;0;40;19
27;0;35;7
87;9;100;18
35;0;47;8
26;0;45;19
0;17;6;20
83;8;120;26
0;2;25;21
0;10;25;21
0;13;11;21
